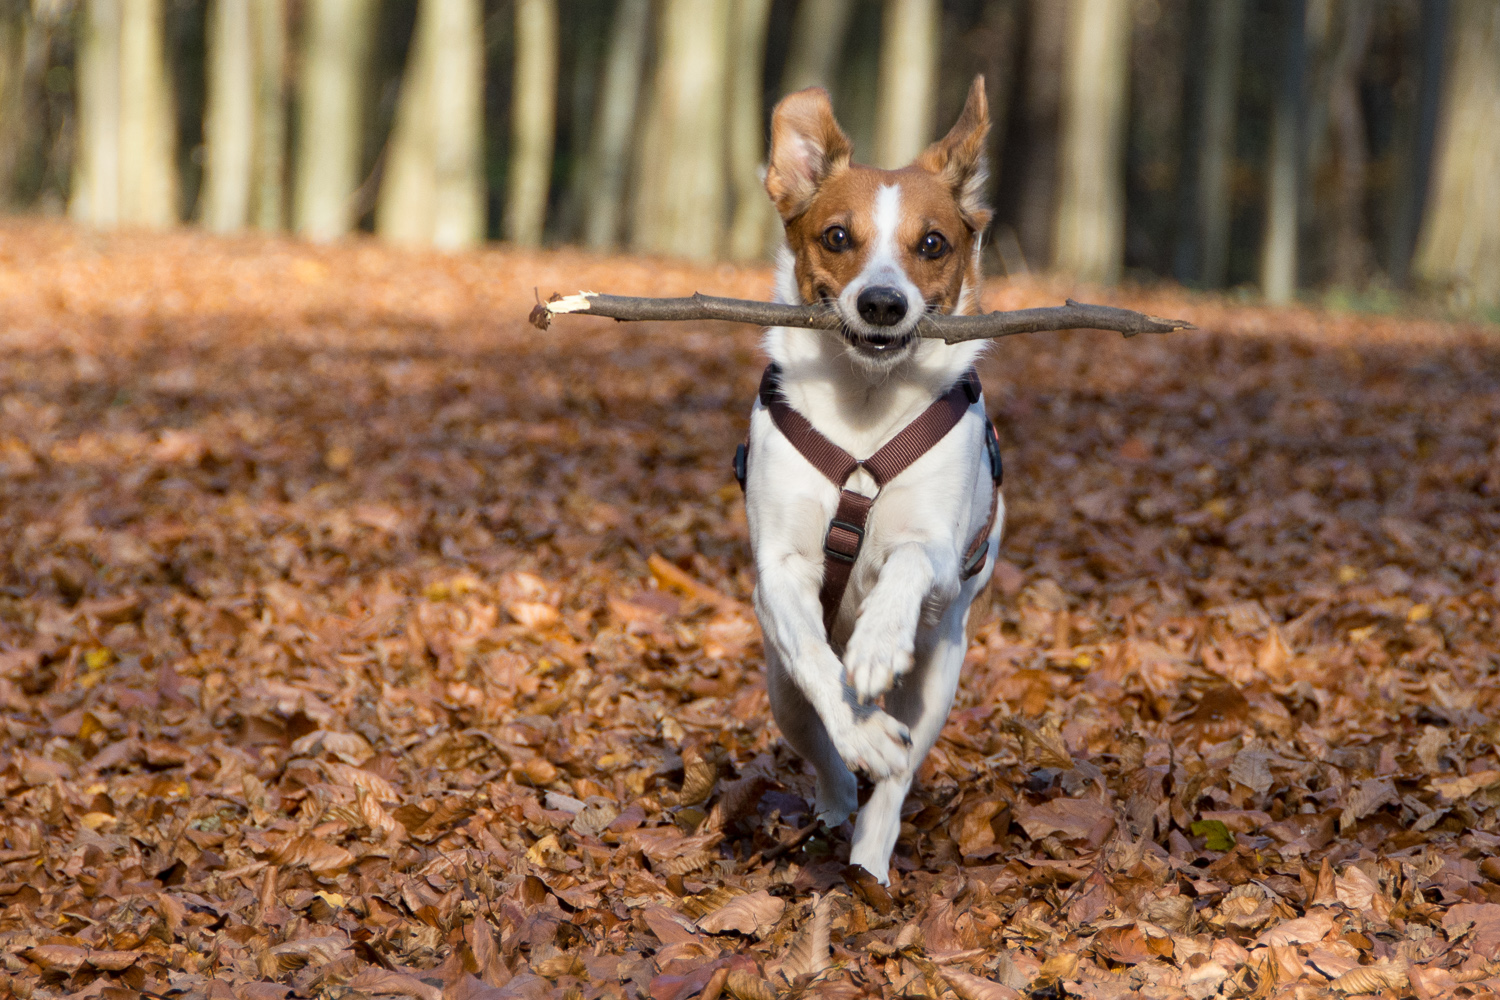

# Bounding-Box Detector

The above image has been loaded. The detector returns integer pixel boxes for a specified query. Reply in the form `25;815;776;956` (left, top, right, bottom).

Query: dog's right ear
765;88;852;221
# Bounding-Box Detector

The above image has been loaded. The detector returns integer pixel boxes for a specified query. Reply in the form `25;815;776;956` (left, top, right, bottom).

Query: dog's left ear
917;75;992;233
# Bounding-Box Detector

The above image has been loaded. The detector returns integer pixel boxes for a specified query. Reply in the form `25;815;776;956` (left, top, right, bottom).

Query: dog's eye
918;232;948;259
822;226;851;252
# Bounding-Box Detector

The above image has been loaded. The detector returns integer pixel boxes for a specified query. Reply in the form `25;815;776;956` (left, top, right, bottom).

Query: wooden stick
529;291;1195;342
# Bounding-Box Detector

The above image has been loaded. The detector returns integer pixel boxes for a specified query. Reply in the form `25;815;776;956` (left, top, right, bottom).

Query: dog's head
765;76;991;366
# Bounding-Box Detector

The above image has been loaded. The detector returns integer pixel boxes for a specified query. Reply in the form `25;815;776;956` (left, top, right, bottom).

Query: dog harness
735;364;1003;635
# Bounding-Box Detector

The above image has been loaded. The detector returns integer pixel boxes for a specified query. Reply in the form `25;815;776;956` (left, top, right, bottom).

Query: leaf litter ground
1;221;1499;1000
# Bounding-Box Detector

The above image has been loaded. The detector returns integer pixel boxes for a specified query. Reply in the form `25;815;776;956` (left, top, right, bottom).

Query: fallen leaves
0;223;1498;999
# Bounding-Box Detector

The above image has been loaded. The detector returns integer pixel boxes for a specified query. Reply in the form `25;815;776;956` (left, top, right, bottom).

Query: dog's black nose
856;286;908;327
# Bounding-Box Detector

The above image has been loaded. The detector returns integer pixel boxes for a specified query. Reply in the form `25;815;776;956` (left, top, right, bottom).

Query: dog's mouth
841;327;917;354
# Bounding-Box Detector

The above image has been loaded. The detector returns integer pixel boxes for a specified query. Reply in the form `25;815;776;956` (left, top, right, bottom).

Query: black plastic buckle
962;543;988;578
823;519;864;563
962;374;981;404
733;442;748;491
985;421;1003;485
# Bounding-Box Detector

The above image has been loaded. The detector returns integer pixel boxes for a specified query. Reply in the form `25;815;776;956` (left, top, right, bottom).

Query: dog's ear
917;75;992;233
765;87;853;221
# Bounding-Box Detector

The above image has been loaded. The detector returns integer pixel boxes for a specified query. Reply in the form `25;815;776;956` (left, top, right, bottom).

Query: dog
741;76;1002;883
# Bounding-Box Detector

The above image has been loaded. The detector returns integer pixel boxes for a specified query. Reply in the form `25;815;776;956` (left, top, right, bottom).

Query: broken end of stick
1122;315;1198;337
528;292;598;331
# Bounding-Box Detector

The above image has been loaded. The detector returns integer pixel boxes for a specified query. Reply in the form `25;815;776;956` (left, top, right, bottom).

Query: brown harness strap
748;364;1002;636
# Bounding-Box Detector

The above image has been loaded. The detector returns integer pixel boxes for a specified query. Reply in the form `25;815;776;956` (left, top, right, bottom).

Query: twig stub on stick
528;291;1195;342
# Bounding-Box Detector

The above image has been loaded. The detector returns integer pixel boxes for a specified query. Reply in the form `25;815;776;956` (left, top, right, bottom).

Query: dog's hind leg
846;601;971;883
766;644;859;828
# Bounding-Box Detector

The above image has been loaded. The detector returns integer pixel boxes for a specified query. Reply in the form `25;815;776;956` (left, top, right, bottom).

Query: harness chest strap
736;364;1003;635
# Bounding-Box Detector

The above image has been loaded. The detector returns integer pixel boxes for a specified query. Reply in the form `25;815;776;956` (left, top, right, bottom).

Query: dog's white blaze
835;183;925;336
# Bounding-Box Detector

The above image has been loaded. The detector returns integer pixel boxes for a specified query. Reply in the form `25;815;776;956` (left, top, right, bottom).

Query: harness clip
824;519;865;563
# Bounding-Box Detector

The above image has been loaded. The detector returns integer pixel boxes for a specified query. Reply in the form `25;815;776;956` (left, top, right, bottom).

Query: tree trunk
727;0;774;260
780;0;854;94
203;0;254;232
873;0;938;168
71;0;177;228
1260;0;1306;304
0;1;27;207
293;0;372;241
1013;0;1064;270
117;0;176;227
252;0;287;231
581;0;650;251
1052;0;1130;284
504;0;557;247
631;0;731;260
1327;0;1373;288
1387;0;1448;288
1413;0;1500;308
378;0;485;248
1196;0;1243;289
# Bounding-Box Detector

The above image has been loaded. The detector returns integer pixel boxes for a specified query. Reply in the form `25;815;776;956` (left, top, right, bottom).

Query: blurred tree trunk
0;1;27;206
631;0;731;260
780;0;854;94
873;0;938;168
252;0;286;231
293;0;372;241
1197;0;1243;289
1261;0;1306;303
378;0;485;248
582;0;649;250
728;0;774;260
505;0;557;247
1414;0;1500;308
1387;0;1447;287
71;0;177;228
1051;0;1130;283
203;0;254;232
1013;0;1064;270
1326;1;1372;288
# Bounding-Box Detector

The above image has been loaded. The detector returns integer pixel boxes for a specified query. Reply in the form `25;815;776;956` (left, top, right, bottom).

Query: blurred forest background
0;0;1497;313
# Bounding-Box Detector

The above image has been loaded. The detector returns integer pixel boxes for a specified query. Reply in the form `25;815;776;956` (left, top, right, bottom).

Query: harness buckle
823;519;865;564
733;442;748;491
962;373;981;404
962;543;988;578
985;421;1003;485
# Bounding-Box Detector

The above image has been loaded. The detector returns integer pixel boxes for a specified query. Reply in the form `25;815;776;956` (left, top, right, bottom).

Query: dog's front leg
844;541;959;703
755;552;914;781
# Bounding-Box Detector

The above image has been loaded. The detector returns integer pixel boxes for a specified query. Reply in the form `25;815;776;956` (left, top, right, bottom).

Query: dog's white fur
745;183;1003;883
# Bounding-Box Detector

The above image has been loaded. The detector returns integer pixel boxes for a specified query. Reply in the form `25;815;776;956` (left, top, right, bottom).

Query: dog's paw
843;623;916;703
828;708;911;780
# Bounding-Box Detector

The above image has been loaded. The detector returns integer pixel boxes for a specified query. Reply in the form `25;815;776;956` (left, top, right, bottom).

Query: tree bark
251;0;286;231
780;0;855;94
71;0;177;228
1413;0;1500;309
581;0;650;251
530;291;1194;342
1260;0;1306;304
203;0;254;232
1013;0;1064;270
1052;0;1130;284
873;0;938;168
0;1;27;207
631;0;731;260
1196;0;1243;289
505;0;557;247
293;0;372;241
379;0;485;249
118;0;176;227
1386;0;1448;288
727;0;775;261
1327;0;1373;288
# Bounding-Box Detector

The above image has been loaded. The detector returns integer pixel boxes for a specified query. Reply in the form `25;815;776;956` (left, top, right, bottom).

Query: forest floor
0;220;1499;1000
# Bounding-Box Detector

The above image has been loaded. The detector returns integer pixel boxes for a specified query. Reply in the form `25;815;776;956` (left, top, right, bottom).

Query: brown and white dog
745;77;1002;883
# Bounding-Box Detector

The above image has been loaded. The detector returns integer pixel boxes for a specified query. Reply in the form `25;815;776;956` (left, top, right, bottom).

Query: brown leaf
694;889;785;937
